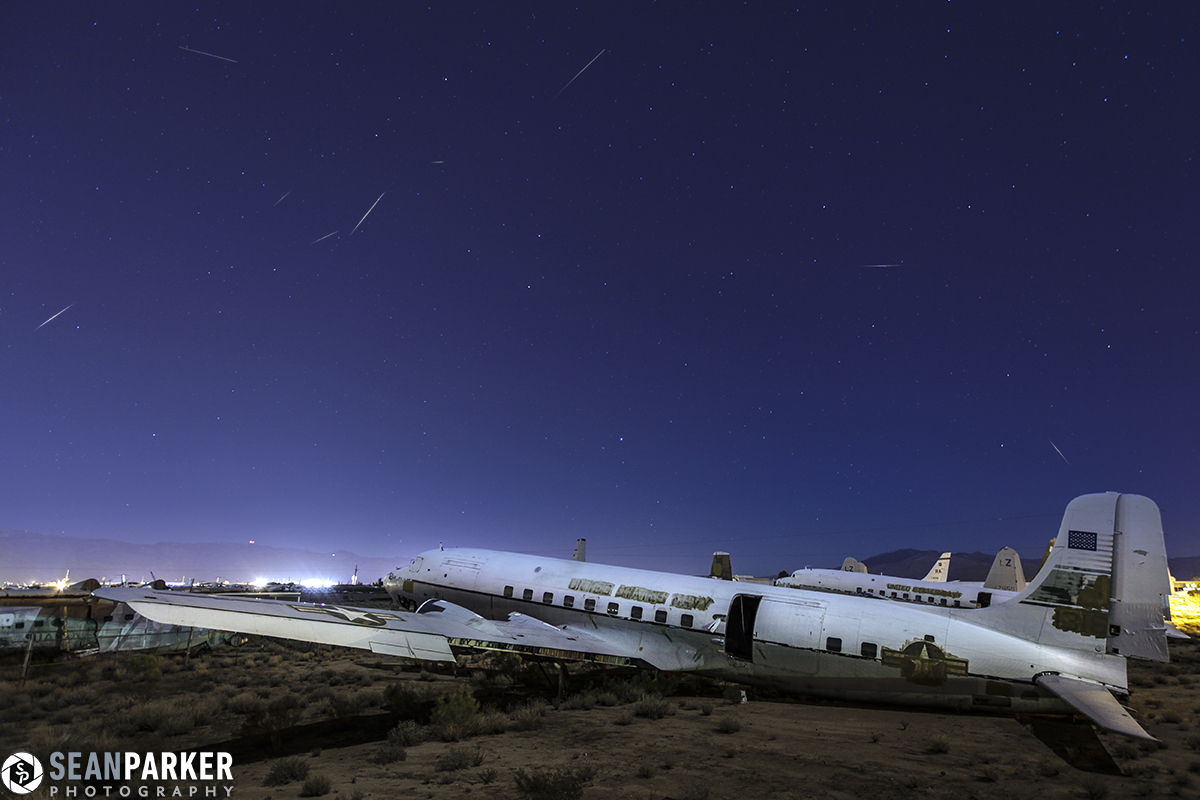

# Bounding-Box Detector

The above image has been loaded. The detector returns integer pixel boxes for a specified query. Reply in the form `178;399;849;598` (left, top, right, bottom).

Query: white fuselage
776;568;1018;609
387;548;1128;716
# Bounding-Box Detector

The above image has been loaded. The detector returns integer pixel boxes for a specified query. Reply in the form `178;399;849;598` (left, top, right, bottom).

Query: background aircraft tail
840;556;868;573
921;552;951;582
976;492;1170;662
983;546;1027;591
710;552;733;581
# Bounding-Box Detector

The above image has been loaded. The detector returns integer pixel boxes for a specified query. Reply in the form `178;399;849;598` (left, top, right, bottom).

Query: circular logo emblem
2;752;44;794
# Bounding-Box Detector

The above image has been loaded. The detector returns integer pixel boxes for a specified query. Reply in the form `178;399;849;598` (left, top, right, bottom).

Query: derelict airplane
98;492;1172;770
777;548;1025;608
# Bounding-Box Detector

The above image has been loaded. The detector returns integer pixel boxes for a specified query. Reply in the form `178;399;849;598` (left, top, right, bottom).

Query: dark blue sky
3;3;1197;576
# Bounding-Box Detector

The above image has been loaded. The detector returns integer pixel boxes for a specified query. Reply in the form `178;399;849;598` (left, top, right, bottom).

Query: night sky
3;4;1198;577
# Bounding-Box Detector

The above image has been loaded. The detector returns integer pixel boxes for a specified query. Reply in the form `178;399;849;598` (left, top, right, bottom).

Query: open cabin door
725;594;761;660
725;594;826;668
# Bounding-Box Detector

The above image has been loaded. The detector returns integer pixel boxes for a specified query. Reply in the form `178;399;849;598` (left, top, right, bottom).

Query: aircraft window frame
654;609;668;623
902;593;909;600
53;618;63;628
890;591;898;598
34;620;45;628
503;585;514;598
939;598;947;606
826;636;842;653
860;642;877;658
563;595;575;608
607;602;620;615
103;615;113;622
631;606;643;620
680;613;694;628
14;622;24;629
522;588;534;601
542;592;554;604
584;598;596;612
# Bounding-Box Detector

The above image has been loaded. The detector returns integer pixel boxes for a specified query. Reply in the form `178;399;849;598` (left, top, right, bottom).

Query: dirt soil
3;636;1200;800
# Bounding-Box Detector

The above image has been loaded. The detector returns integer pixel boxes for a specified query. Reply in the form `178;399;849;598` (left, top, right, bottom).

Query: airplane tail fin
983;546;1027;591
976;492;1170;662
571;538;587;562
921;552;951;582
710;552;733;581
840;556;868;574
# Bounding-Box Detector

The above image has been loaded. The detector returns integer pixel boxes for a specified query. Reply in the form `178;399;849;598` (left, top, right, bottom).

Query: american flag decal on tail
1067;530;1099;551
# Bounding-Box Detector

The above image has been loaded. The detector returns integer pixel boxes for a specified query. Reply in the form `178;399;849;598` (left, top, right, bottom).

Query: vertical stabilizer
983;546;1027;591
571;538;587;562
840;557;868;574
922;552;951;582
978;493;1170;663
1108;494;1170;661
711;552;733;581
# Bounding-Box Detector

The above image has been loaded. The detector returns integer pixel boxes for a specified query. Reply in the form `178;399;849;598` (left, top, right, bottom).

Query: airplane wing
94;588;663;668
1035;674;1156;741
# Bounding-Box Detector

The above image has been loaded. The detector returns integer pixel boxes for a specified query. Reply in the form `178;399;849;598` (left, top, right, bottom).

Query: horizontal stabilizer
1036;674;1156;741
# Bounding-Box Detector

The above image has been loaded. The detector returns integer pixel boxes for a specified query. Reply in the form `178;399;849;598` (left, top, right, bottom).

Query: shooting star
553;48;607;100
310;230;339;245
177;45;238;64
1048;439;1070;465
350;192;385;235
36;304;74;330
273;191;290;207
861;264;904;268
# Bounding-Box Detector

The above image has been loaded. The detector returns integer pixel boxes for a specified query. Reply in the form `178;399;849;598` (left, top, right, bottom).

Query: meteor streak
177;45;238;64
554;49;607;100
350;193;385;235
36;304;74;330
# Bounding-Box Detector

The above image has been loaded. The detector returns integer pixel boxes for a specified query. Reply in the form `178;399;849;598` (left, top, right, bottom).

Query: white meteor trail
1049;439;1070;465
177;45;238;64
36;304;74;330
350;192;385;235
862;264;904;268
554;48;607;99
310;230;338;245
273;191;290;207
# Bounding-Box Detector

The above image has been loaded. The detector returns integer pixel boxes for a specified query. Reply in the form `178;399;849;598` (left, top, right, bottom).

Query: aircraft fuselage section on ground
387;547;1124;714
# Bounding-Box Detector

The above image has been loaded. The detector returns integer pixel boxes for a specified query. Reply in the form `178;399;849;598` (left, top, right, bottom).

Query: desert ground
3;634;1200;800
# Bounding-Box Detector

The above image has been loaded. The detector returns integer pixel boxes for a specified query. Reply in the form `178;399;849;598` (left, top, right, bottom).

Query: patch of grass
923;735;950;754
512;765;598;800
507;703;546;731
715;717;741;734
632;694;673;720
263;757;310;787
434;745;484;772
299;774;332;797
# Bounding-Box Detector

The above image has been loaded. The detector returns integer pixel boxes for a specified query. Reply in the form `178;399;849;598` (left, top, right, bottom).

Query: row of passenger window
824;636;878;658
855;587;962;607
0;613;135;629
502;586;697;628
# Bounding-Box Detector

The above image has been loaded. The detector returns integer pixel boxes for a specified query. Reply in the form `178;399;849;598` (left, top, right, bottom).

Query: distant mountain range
0;530;401;585
855;548;1200;582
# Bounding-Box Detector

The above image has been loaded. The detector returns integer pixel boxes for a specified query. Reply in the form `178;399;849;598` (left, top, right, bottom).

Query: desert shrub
299;774;332;797
1079;778;1109;800
594;691;620;707
326;689;376;718
633;694;672;720
243;694;302;737
715;717;741;734
923;735;950;754
478;767;498;784
562;692;596;711
722;686;746;704
383;682;432;721
430;689;481;740
1185;734;1200;752
613;713;634;726
512;765;598;800
227;692;265;716
263;757;310;786
698;702;714;716
124;654;162;681
387;720;425;746
635;765;655;779
508;703;546;732
476;711;509;735
373;724;411;764
434;745;484;772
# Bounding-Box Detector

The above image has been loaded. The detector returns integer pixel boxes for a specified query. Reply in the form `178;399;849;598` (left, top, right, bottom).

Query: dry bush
923;735;950;754
434;745;484;772
507;703;546;732
299;774;332;797
714;717;741;734
262;756;310;786
632;694;673;720
512;765;598;800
